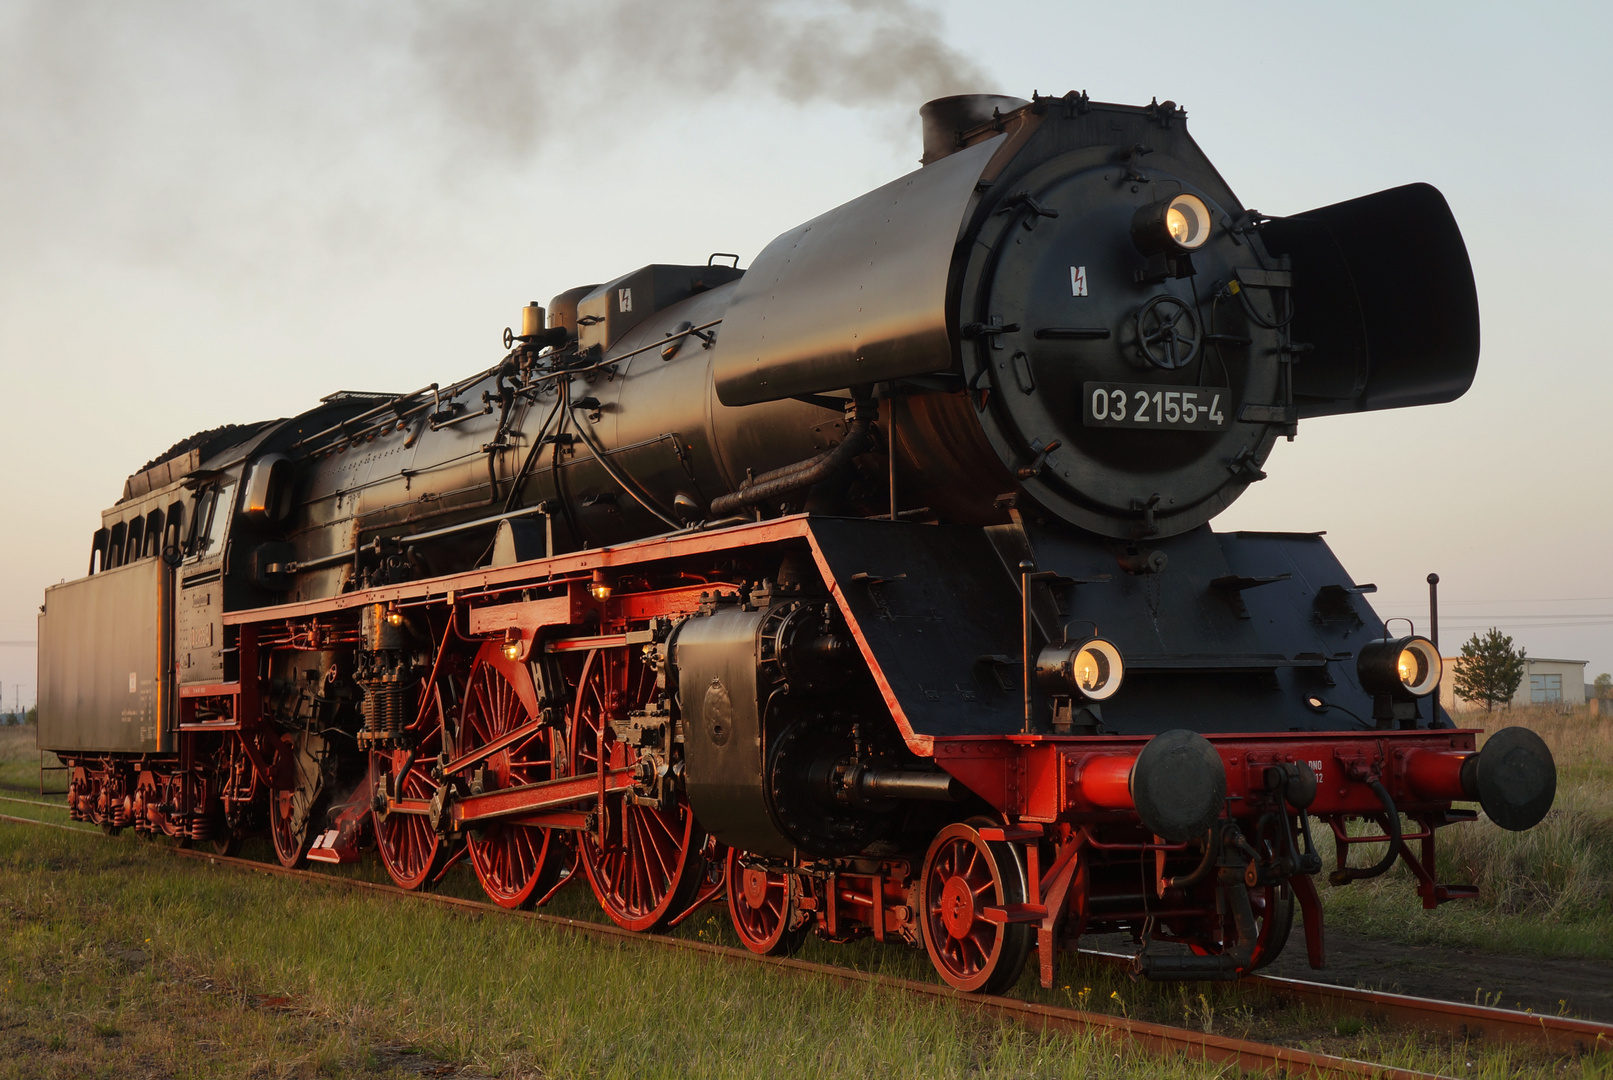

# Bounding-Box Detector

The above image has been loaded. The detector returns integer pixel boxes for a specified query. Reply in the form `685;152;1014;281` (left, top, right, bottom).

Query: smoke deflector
1261;183;1480;418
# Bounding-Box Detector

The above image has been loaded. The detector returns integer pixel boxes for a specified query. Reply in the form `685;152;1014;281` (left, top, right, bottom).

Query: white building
1440;656;1588;713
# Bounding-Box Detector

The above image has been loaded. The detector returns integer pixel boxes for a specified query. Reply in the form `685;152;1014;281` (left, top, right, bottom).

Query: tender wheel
209;830;243;857
570;648;707;932
919;821;1033;994
372;734;449;891
725;849;806;956
460;646;572;909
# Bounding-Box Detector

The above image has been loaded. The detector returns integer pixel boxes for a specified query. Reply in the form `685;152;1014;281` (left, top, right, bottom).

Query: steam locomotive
39;91;1557;993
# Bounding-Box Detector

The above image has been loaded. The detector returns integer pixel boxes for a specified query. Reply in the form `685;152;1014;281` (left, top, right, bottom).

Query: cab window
163;502;185;561
193;482;236;560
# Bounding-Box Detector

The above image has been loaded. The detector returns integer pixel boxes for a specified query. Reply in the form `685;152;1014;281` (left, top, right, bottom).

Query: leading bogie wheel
570;648;707;932
919;821;1034;994
1247;880;1295;970
725;849;807;956
1186;839;1295;972
459;645;572;909
209;830;243;857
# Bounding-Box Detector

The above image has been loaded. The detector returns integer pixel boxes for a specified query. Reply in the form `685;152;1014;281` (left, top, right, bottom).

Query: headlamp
1358;635;1441;699
1037;638;1125;702
1132;193;1213;255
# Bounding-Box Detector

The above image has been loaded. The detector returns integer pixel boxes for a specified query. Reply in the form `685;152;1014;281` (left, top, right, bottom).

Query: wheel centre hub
940;874;976;939
742;867;771;910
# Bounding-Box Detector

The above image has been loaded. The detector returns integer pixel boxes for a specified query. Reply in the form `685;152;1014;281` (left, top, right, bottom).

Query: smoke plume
413;0;989;158
0;0;987;271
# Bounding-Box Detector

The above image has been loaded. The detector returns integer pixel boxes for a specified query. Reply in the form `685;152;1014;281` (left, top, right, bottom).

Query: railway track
3;802;1609;1078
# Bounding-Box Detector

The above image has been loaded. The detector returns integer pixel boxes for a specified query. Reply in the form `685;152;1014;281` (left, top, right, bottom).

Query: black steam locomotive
39;92;1556;993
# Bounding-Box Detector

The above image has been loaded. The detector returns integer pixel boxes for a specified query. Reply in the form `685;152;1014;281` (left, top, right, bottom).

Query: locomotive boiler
38;91;1558;993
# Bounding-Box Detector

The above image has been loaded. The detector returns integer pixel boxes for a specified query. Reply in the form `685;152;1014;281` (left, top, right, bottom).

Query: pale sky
3;0;1610;708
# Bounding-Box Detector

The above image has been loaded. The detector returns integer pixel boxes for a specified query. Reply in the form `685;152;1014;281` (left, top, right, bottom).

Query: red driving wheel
570;648;707;932
372;723;450;891
459;645;572;909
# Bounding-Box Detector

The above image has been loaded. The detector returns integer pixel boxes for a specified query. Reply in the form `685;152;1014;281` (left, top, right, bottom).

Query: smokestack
919;94;1029;165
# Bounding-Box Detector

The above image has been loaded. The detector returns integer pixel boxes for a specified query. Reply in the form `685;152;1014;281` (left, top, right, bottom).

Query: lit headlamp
1132;193;1213;255
1357;635;1442;699
1037;638;1125;701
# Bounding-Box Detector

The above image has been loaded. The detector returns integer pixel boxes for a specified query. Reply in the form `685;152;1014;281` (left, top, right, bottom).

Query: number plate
1083;383;1229;431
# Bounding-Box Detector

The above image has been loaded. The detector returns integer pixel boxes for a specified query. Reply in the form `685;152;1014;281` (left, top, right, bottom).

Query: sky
2;0;1610;708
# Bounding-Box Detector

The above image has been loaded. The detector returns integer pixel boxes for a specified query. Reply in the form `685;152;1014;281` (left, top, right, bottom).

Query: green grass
4;719;1611;1076
1;820;1248;1080
5;820;1608;1079
0;724;66;805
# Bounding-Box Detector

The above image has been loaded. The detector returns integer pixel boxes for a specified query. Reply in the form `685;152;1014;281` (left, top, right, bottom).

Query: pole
1426;573;1439;649
1020;560;1035;734
1427;573;1441;719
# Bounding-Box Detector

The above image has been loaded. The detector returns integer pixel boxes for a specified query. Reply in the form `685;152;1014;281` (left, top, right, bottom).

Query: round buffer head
1130;729;1227;843
1462;726;1556;832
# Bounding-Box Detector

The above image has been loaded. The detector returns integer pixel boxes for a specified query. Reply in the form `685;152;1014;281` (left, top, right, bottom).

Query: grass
1317;706;1613;959
2;722;1610;1076
0;724;64;805
0;819;1254;1080
6;817;1609;1079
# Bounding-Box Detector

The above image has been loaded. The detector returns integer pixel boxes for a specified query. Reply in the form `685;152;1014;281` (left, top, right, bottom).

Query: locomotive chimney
919;94;1029;165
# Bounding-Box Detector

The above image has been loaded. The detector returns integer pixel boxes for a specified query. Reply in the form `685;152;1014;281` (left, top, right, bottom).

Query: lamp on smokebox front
587;570;613;602
1037;637;1125;702
1132;193;1213;255
502;627;522;661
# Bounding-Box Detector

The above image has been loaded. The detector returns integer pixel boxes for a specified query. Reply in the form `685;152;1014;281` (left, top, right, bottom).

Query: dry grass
1320;705;1613;956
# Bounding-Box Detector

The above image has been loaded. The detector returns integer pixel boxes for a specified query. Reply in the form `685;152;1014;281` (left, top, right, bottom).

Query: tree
1595;673;1612;700
1452;628;1527;713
